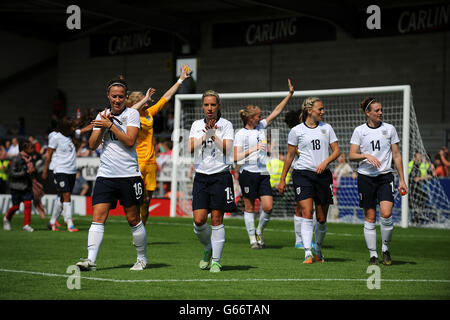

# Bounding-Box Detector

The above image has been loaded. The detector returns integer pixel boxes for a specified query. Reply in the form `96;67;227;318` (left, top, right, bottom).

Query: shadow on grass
323;258;353;263
260;245;284;250
99;263;170;271
222;265;258;271
147;241;179;245
390;260;417;265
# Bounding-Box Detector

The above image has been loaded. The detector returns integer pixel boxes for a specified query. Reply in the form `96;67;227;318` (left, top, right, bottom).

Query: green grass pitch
1;214;449;300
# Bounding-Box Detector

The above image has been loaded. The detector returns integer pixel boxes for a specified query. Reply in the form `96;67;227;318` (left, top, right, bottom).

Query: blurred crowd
0;105;175;195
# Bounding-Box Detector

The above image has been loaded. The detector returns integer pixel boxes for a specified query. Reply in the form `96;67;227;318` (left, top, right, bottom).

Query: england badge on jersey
382;130;388;138
321;129;327;136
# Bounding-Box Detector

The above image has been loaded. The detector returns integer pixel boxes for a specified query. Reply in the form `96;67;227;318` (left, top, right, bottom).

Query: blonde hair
239;105;259;125
126;91;144;108
202;90;221;105
300;97;321;123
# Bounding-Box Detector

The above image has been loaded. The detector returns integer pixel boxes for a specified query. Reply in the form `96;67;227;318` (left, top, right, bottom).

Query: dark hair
19;141;31;152
58;116;74;137
106;75;128;94
284;109;301;128
360;97;380;113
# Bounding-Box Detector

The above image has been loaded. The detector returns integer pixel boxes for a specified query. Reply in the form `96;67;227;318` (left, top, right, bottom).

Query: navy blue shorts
192;171;237;212
238;170;272;200
92;176;144;209
10;188;33;205
357;173;394;209
53;173;76;193
292;169;333;205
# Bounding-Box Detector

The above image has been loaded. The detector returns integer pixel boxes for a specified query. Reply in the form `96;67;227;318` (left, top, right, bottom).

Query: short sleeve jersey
93;107;141;178
234;119;268;173
48;132;76;174
189;117;234;175
48;131;58;171
288;122;338;171
136;97;167;164
350;122;400;177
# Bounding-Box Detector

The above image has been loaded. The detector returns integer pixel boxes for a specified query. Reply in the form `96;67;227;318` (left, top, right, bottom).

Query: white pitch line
1;268;449;283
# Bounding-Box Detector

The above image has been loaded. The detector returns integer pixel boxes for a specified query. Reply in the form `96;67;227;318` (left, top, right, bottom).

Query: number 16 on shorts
134;181;143;200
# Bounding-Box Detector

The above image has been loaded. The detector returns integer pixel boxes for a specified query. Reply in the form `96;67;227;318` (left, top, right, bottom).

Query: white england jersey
288;122;338;171
189;117;234;175
234;119;268;173
350;122;400;177
48;132;76;174
48;131;58;171
93;107;141;178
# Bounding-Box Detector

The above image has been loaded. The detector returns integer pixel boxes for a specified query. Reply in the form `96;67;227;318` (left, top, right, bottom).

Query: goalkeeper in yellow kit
126;65;191;224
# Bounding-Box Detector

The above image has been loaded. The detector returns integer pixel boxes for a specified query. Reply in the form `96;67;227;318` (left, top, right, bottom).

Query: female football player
189;90;235;273
77;75;147;271
278;97;340;264
349;97;407;265
234;79;294;249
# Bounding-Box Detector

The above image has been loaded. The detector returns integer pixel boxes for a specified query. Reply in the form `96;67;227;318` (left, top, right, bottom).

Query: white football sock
364;221;377;258
314;222;328;252
301;217;314;256
256;210;270;235
380;216;393;252
87;222;104;263
194;222;212;250
131;221;147;263
211;224;225;264
50;199;63;225
62;202;73;227
294;215;302;244
244;211;256;244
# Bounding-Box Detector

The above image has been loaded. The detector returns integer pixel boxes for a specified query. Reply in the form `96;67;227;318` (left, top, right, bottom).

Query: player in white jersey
284;109;315;249
278;97;340;264
349;97;408;265
42;117;79;232
189;90;236;273
234;79;294;249
76;75;147;272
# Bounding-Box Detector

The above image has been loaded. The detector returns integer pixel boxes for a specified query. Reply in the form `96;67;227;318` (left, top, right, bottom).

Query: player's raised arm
265;78;294;126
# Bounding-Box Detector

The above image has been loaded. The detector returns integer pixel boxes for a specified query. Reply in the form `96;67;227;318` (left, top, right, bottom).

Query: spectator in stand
0;141;7;160
7;137;19;158
331;153;356;221
0;150;9;193
72;169;90;196
28;135;41;153
77;139;94;157
434;154;449;177
408;151;432;223
439;147;450;169
4;140;11;155
3;141;36;232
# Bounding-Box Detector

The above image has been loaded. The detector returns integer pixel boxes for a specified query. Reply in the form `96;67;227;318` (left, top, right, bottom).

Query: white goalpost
170;85;450;229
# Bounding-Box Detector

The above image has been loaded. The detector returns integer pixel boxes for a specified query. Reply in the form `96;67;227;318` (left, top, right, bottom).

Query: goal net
170;85;450;228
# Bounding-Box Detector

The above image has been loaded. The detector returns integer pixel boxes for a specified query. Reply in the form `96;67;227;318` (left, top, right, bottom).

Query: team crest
296;187;301;195
382;130;388;138
60;181;65;188
321;129;327;135
244;187;250;193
